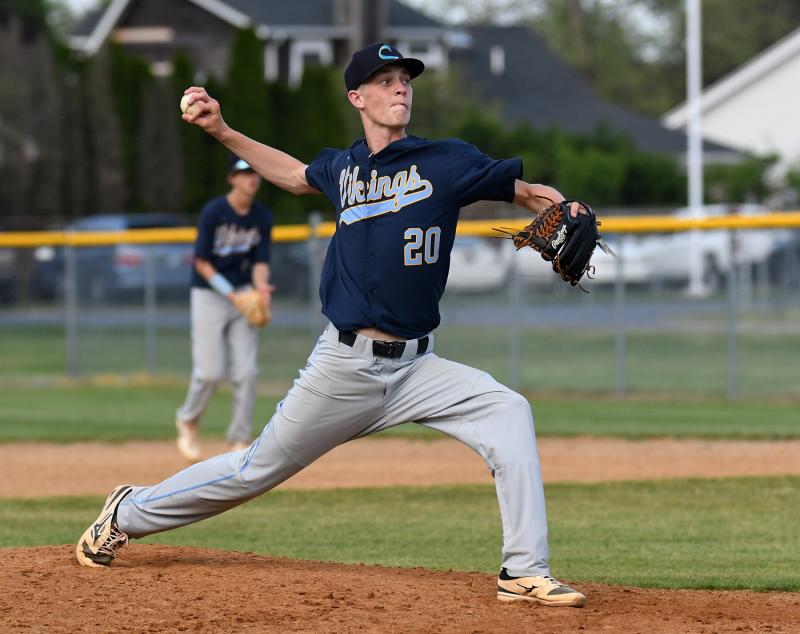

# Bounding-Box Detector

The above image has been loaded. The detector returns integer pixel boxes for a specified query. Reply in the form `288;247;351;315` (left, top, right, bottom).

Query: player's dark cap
344;43;425;91
227;155;255;174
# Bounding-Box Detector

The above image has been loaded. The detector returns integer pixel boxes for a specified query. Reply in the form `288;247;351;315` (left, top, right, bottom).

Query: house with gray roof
69;0;738;162
69;0;450;85
663;26;800;178
449;25;737;160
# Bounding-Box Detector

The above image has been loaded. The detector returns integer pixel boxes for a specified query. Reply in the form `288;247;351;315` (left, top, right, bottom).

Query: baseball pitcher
76;43;587;608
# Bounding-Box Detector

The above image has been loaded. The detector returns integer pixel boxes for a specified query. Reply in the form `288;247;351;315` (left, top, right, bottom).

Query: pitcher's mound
1;545;797;633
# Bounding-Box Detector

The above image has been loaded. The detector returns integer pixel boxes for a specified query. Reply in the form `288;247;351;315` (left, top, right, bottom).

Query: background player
77;43;587;608
175;155;274;460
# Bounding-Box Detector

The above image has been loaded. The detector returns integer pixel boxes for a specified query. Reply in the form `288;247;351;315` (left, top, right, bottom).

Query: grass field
0;384;798;442
2;477;798;591
1;321;798;398
1;314;798;594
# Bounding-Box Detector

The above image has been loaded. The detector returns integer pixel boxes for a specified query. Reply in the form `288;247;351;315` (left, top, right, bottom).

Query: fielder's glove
496;199;613;291
232;288;270;327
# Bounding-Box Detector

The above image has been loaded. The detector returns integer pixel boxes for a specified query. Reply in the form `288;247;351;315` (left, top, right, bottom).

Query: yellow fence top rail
1;212;798;247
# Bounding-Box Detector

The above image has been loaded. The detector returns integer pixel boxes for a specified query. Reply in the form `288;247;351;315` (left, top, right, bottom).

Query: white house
662;27;800;180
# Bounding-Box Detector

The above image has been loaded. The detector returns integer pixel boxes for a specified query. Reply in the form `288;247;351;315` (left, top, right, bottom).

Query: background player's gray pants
119;323;551;577
176;288;258;444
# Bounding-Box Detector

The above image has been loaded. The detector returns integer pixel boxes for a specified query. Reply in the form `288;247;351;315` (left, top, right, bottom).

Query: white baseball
180;94;197;117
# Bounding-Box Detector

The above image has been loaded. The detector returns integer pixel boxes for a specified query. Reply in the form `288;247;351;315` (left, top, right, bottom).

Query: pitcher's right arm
181;87;318;196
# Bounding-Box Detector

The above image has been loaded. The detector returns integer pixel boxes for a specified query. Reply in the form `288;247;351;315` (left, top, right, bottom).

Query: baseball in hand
180;94;198;117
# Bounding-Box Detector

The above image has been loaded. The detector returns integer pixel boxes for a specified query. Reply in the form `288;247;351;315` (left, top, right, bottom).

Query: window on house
407;42;431;55
490;45;505;75
111;27;175;44
150;61;174;77
303;52;322;68
288;41;333;87
398;41;445;71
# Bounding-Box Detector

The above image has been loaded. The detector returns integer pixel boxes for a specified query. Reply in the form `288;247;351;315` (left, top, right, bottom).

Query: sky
61;0;98;16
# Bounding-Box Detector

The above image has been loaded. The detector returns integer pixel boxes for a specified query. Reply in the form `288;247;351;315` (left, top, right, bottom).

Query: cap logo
378;44;399;60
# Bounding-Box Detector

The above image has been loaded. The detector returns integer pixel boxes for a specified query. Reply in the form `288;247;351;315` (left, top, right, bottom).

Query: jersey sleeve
193;202;217;260
253;207;273;264
305;148;342;200
447;140;523;208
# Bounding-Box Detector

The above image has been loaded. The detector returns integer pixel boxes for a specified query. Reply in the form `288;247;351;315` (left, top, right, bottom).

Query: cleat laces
97;526;128;559
538;575;567;588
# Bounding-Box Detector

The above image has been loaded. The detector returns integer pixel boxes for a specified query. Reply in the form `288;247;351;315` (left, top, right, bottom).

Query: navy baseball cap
227;155;254;174
344;43;425;91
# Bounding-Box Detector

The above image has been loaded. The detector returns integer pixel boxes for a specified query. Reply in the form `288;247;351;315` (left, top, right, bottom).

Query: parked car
766;229;800;289
32;213;193;302
269;240;314;299
512;233;649;288
636;204;790;289
582;235;650;287
446;236;512;293
0;227;19;304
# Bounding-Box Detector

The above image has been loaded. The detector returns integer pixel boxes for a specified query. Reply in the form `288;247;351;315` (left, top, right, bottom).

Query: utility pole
343;0;389;56
686;0;707;297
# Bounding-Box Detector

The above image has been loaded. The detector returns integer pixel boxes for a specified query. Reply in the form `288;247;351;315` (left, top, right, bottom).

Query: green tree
446;105;513;159
83;46;126;212
260;66;351;222
25;21;63;218
644;0;800;90
224;28;269;145
553;142;627;205
407;0;800;117
223;28;278;213
61;69;90;218
137;78;184;213
171;51;221;216
406;67;474;140
0;14;33;220
621;150;684;205
109;43;152;210
705;155;776;203
0;0;48;28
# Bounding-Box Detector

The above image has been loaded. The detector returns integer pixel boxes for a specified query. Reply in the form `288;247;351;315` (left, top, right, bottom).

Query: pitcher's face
350;65;413;129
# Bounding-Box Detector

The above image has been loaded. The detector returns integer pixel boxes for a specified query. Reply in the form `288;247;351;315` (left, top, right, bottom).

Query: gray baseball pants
118;323;551;577
176;287;258;444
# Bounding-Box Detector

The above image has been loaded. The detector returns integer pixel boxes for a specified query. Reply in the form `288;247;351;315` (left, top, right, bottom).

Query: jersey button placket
364;223;380;320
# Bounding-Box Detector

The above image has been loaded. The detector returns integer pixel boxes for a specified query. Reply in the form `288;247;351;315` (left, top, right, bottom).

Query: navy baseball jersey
191;196;273;289
306;135;522;338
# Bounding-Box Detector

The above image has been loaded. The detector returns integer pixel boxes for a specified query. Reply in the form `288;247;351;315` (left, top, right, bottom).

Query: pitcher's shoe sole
75;485;133;568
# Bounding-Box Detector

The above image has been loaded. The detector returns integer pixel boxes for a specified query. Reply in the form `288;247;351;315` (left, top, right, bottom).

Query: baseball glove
232;288;270;327
495;198;613;291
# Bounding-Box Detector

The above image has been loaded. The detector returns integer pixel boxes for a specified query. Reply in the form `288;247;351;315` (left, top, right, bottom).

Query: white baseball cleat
496;568;587;607
75;485;133;568
176;417;202;462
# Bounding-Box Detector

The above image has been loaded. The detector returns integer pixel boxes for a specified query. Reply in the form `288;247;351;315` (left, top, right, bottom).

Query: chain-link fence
1;218;798;400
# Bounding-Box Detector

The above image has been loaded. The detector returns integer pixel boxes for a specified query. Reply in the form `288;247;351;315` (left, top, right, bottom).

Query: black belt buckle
373;339;406;359
338;329;428;359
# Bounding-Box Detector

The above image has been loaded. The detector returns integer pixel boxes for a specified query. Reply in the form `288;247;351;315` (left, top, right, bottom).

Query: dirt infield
3;436;800;498
3;437;800;632
1;545;798;633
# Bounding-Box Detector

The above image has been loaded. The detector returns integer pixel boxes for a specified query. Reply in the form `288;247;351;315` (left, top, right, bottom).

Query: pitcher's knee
486;391;537;462
234;424;304;492
497;390;533;424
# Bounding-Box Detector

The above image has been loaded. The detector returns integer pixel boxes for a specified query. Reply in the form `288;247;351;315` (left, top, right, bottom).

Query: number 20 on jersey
404;226;441;266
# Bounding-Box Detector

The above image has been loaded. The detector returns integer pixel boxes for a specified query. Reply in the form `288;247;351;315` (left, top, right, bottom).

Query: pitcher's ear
347;89;365;110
